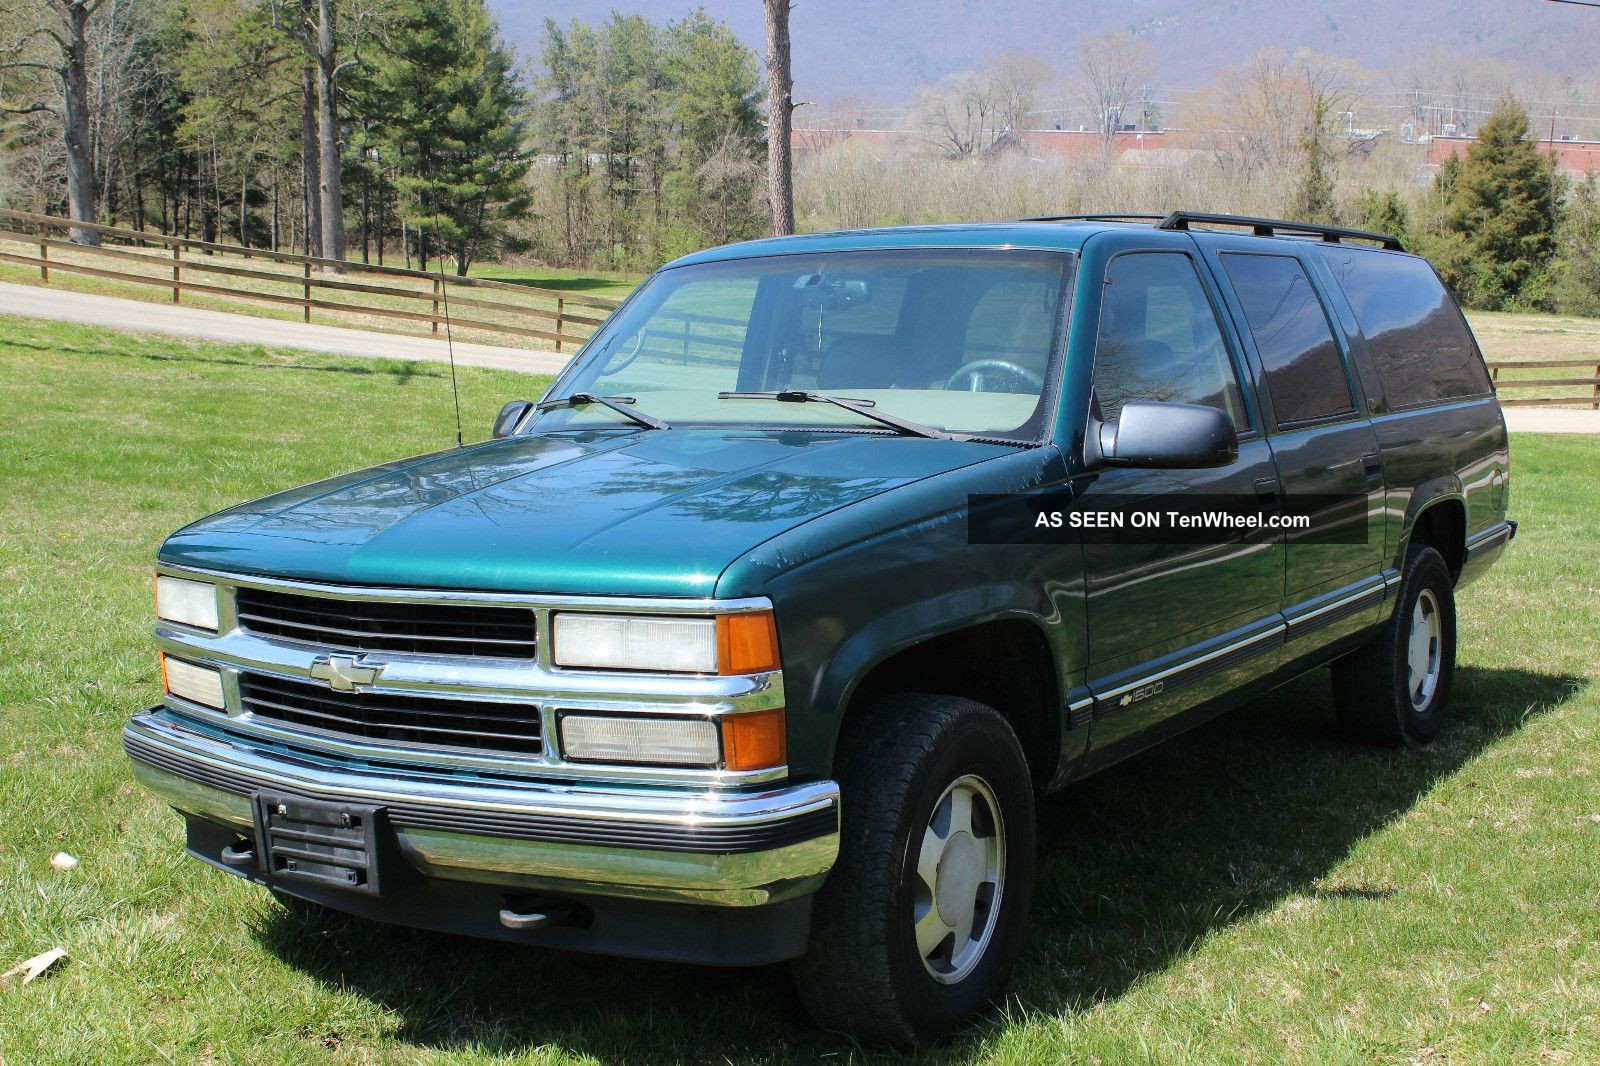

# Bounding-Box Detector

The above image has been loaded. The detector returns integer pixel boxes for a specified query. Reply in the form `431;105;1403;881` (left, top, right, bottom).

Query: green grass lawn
1;316;1596;1064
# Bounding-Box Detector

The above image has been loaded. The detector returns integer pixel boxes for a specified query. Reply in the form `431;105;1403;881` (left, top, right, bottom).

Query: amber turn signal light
720;707;787;771
716;610;780;675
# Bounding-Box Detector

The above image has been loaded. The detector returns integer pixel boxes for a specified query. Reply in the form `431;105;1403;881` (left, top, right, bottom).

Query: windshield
536;249;1074;440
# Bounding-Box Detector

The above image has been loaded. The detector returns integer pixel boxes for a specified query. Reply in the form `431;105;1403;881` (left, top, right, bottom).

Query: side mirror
1099;401;1238;469
493;399;534;439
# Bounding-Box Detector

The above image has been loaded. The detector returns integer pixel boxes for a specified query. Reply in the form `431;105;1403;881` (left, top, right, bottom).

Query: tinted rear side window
1314;245;1492;409
1219;252;1354;425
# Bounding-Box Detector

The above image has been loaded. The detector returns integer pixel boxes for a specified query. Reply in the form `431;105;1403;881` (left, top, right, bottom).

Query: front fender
721;448;1088;784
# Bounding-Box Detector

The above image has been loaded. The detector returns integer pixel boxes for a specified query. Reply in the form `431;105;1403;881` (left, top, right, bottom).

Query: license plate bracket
253;793;385;895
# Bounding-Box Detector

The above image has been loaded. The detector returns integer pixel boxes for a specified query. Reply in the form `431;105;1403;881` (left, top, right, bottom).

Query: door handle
1361;451;1383;481
1253;476;1280;511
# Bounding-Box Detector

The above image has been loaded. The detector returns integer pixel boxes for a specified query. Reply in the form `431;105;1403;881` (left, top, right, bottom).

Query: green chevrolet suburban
127;212;1514;1044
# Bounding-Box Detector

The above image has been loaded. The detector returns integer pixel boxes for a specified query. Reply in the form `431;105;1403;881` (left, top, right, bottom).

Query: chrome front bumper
125;710;840;908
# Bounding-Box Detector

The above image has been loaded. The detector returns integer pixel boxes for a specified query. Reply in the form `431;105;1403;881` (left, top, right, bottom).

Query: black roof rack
1157;211;1405;251
1020;213;1167;224
1020;210;1405;251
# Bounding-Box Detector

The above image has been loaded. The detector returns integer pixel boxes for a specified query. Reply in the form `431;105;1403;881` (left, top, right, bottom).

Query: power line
1542;0;1600;8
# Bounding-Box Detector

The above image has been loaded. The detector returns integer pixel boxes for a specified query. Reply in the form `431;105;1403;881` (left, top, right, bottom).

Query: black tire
1331;544;1457;746
792;693;1036;1046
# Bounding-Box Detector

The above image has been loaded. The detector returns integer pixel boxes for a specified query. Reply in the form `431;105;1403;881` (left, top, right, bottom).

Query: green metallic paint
660;222;1095;272
160;426;1019;597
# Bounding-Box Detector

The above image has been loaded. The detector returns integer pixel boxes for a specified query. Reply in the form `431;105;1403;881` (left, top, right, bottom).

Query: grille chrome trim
238;672;544;757
235;586;537;659
151;563;787;788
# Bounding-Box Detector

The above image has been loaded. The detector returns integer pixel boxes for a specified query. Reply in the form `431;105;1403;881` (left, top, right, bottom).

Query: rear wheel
1331;544;1457;746
792;694;1036;1046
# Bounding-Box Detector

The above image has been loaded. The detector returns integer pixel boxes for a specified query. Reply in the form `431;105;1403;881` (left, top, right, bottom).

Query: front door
1078;247;1286;753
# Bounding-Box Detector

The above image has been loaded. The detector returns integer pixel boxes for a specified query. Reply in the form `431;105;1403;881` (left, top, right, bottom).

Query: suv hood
160;428;1012;597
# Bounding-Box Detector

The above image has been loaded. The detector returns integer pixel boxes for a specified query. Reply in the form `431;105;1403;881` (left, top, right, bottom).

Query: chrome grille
239;673;543;756
235;586;536;659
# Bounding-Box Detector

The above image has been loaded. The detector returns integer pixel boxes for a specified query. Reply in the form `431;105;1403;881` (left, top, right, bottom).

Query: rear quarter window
1314;245;1493;410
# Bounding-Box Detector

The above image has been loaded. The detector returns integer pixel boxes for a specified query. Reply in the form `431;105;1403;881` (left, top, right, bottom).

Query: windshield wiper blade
536;392;669;430
718;389;959;440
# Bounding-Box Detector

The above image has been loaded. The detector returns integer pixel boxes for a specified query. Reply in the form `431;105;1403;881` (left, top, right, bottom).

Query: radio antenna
432;231;464;448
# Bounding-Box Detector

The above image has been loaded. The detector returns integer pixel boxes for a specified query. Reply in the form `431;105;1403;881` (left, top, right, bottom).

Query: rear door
1203;241;1387;655
1076;234;1286;754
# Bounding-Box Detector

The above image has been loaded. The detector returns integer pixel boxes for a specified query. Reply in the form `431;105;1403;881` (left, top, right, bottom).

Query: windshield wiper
718;389;959;440
536;392;669;431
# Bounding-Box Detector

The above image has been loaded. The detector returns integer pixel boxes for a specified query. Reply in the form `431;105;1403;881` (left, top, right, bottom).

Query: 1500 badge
1118;680;1165;708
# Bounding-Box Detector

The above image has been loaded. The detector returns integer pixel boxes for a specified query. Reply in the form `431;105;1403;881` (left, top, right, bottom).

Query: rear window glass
1220;252;1355;424
1314;245;1492;409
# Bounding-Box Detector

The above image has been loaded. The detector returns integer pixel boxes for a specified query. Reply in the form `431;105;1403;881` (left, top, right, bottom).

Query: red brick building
1427;134;1600;176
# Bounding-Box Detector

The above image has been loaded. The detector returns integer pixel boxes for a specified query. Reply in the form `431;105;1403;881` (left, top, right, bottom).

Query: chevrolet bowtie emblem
308;655;382;692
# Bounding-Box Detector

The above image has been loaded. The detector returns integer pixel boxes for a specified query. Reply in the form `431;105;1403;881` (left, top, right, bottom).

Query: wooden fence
3;213;1597;410
1488;359;1600;409
0;208;620;352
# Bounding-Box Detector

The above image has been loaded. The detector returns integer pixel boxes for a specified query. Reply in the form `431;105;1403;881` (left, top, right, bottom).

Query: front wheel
792;694;1036;1046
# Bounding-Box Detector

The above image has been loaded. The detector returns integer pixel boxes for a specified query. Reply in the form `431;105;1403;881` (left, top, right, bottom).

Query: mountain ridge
487;0;1599;104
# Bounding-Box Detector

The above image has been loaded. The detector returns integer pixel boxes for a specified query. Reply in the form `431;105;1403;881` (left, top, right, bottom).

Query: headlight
160;653;225;709
553;614;715;672
155;575;220;632
559;707;786;771
552;610;778;674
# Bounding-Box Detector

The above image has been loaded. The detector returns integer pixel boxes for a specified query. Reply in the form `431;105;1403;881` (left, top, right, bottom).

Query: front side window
1092;252;1247;429
1220;252;1355;425
537;250;1073;440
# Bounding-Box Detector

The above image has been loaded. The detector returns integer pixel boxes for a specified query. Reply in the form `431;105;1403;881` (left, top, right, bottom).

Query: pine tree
1434;154;1462;202
532;10;764;268
1353;188;1410;245
659;10;765;256
1553;174;1600;316
377;0;530;275
1442;96;1561;309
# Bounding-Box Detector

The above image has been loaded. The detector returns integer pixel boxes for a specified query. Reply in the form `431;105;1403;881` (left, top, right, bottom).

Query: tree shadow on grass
486;275;628;296
251;663;1583;1063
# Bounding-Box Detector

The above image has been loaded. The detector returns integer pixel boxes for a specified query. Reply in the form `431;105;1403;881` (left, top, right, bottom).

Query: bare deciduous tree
989;52;1051;142
2;0;107;243
1184;48;1364;217
1071;31;1152;163
271;0;375;265
763;0;794;235
917;71;994;158
917;54;1050;159
299;61;322;256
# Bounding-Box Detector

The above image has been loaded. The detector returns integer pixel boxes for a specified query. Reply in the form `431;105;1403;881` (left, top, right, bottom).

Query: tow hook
220;839;257;868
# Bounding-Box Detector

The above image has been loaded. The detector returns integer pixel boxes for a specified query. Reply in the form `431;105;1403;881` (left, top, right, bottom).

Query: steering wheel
945;359;1044;393
599;329;645;375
